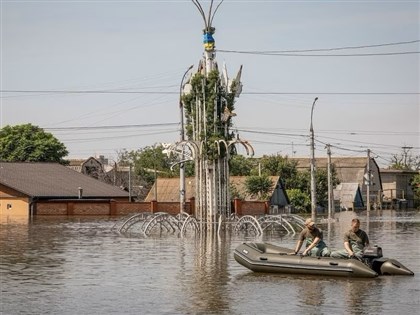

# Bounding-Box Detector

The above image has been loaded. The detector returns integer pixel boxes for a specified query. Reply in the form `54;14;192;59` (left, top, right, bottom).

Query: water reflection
0;211;419;314
342;279;383;315
177;232;232;314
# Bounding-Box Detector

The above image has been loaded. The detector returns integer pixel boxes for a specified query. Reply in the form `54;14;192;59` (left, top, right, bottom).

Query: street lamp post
179;65;194;213
310;97;318;221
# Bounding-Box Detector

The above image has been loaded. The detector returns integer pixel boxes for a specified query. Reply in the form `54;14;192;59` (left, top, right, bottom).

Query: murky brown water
1;210;419;315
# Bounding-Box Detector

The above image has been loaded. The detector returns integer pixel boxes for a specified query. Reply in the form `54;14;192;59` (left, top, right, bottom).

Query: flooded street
1;210;419;314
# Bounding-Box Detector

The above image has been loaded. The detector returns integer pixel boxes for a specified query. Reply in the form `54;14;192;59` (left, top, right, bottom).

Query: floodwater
1;210;419;315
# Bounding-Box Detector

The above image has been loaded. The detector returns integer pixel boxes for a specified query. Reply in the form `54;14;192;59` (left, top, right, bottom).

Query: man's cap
305;218;315;227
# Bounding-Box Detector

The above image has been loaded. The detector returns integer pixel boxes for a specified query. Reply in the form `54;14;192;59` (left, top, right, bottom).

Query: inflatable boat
234;242;414;278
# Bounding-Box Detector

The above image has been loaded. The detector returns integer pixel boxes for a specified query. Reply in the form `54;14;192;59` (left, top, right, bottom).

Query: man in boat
330;218;370;259
292;218;330;257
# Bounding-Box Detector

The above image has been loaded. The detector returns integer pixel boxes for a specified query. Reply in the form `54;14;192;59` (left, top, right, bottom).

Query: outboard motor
364;245;414;276
363;245;383;259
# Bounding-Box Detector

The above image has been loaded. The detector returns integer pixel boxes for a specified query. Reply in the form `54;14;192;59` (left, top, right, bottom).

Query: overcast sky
1;0;419;167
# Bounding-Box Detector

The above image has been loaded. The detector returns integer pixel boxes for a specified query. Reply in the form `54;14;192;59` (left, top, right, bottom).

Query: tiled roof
145;176;281;202
0;162;129;198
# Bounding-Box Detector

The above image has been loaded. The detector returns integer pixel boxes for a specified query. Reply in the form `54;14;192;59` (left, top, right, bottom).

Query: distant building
0;162;129;222
291;156;382;207
333;183;364;210
145;176;289;212
67;156;105;179
380;169;418;208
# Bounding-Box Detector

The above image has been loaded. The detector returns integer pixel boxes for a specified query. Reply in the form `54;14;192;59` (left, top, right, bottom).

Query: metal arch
212;137;255;158
234;215;263;236
180;214;200;236
214;139;228;156
175;211;191;224
143;213;177;235
111;213;133;232
229;213;240;222
162;140;199;160
179;140;200;159
166;213;187;231
258;215;292;234
198;140;206;156
118;212;155;234
280;216;297;234
244;141;255;157
227;138;255;157
217;213;223;236
285;214;306;230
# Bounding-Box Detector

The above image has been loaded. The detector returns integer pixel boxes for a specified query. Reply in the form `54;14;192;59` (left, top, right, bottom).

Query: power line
44;122;178;131
217;51;420;57
2;90;419;95
243;92;420;95
217;39;420;56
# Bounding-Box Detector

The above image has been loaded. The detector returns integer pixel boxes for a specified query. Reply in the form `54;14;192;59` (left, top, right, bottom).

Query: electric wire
2;90;419;96
217;39;420;56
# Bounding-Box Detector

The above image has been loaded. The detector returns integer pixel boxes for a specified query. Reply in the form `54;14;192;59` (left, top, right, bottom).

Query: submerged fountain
116;1;304;237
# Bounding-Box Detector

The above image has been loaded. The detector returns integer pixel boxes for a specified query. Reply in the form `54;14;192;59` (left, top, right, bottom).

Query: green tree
229;182;244;200
258;154;298;188
116;145;197;200
0;124;68;163
410;174;420;208
286;188;311;212
229;155;254;176
244;175;273;200
228;154;340;208
134;145;176;185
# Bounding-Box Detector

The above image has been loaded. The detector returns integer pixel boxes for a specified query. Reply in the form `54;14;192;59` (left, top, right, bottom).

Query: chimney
78;187;83;199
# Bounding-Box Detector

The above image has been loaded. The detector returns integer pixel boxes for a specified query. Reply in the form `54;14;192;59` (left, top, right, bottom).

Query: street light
310;97;318;221
179;65;194;212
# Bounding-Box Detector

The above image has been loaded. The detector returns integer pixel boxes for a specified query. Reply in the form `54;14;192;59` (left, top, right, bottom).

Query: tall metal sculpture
173;0;253;230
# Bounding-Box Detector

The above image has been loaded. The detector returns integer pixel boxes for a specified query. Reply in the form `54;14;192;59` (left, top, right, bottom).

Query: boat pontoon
234;242;414;278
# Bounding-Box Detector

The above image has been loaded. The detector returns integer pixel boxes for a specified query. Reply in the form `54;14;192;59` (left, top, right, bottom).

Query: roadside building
145;176;289;214
333;183;364;210
380;169;418;208
291;156;382;209
67;156;106;179
0;162;129;223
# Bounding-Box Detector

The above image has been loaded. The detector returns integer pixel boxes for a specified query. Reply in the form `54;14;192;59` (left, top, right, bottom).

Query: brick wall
34;199;267;216
234;199;269;216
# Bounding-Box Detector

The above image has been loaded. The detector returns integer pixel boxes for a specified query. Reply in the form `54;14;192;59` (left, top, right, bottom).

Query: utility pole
154;145;158;201
113;161;117;186
326;144;334;220
129;164;132;202
310;97;318;222
366;149;371;212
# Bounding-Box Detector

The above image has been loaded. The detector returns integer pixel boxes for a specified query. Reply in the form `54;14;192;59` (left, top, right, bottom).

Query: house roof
291;156;368;169
144;176;281;202
380;169;419;175
290;156;381;187
333;183;360;200
67;159;86;166
0;162;129;198
333;182;363;209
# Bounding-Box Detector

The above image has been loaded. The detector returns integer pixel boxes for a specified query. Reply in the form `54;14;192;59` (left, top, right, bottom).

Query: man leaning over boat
292;218;330;257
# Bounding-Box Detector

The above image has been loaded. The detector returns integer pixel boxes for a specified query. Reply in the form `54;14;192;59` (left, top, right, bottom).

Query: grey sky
1;0;419;167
